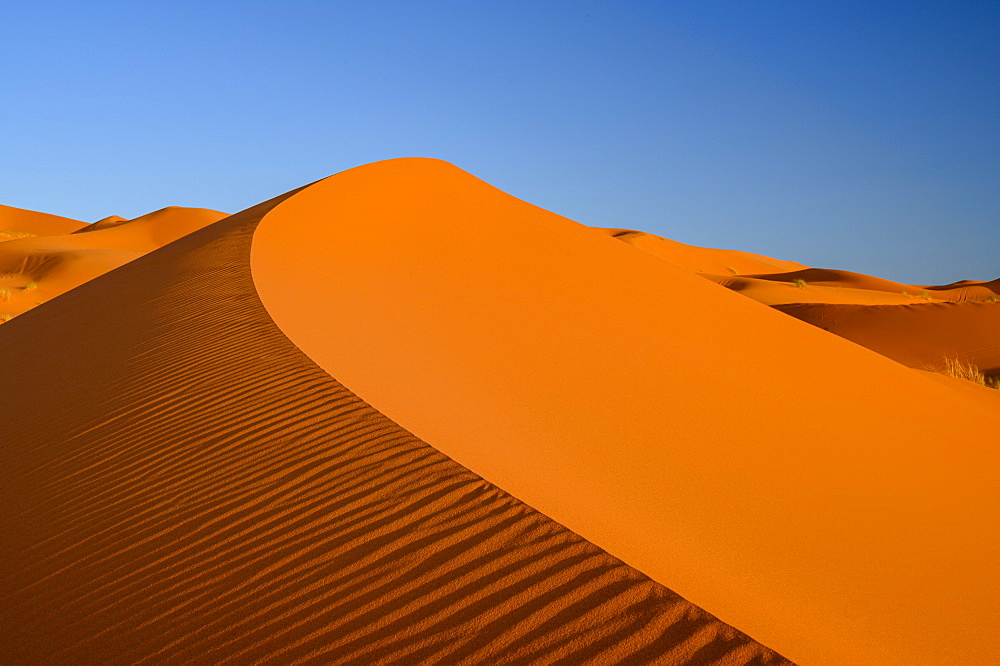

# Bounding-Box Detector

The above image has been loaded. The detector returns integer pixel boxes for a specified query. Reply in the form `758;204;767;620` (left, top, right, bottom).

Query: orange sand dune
0;206;226;319
731;267;999;305
597;232;995;307
0;195;786;664
0;203;86;237
253;158;1000;666
595;227;805;276
775;300;1000;374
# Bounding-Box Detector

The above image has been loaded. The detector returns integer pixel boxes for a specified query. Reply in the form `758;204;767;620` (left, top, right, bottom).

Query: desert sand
2;158;997;665
0;203;86;236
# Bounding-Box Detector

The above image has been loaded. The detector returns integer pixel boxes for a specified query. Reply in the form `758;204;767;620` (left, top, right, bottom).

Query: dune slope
0;195;786;663
252;158;1000;666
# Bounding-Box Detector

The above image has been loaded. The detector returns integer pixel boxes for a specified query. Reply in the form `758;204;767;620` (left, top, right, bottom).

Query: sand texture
0;195;787;665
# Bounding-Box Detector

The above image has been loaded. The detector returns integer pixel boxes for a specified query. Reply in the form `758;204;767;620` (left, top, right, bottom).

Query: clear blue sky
1;1;997;283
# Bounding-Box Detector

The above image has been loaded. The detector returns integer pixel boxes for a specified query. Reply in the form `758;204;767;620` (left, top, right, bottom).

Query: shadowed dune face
252;158;999;666
0;206;226;319
0;195;787;664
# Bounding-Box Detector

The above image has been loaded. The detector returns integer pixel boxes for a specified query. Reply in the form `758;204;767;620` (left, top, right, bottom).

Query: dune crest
252;158;1000;666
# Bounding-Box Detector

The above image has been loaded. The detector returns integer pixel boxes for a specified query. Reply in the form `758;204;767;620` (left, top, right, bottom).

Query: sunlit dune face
252;158;1000;666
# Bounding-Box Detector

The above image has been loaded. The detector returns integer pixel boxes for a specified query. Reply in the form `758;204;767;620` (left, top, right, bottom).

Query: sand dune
0;192;785;664
0;206;226;319
3;158;997;665
706;266;999;307
253;159;999;665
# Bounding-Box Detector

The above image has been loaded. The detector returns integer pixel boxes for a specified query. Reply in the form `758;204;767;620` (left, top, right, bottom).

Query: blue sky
1;1;996;283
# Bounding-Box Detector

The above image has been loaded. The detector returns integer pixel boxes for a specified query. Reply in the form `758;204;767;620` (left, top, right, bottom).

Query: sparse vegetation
0;313;13;322
0;230;35;240
940;357;1000;390
900;290;909;296
793;278;807;289
987;295;998;302
0;288;11;302
919;290;932;300
21;281;37;291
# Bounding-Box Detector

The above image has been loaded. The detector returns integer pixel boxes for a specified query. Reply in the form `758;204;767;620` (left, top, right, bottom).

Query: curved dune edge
0;194;788;663
251;158;1000;666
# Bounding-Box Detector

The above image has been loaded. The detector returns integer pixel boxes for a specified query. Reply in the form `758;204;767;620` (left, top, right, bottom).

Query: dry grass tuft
21;281;38;291
0;288;12;302
793;278;807;289
940;357;1000;389
0;230;35;240
0;313;14;322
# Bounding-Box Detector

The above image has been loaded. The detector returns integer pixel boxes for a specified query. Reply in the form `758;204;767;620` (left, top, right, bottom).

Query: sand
775;300;1000;374
252;158;1000;666
0;203;86;237
0;193;785;664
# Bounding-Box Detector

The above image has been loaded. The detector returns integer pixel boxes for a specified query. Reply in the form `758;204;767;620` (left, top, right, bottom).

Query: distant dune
0;206;226;318
1;159;997;665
